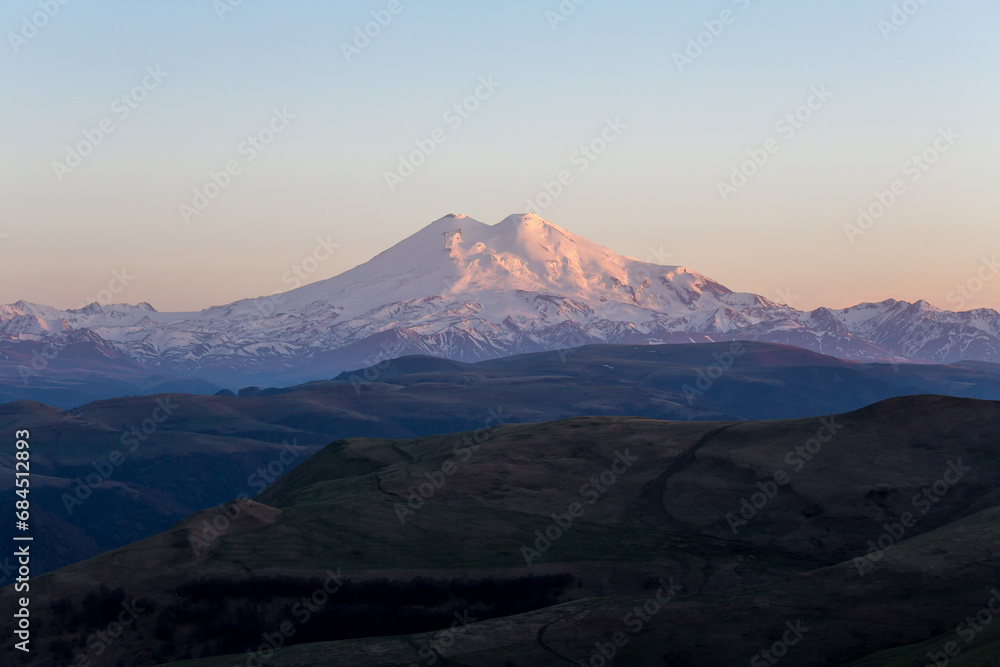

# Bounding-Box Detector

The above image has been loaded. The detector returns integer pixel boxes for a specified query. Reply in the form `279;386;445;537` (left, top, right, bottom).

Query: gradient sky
2;1;998;313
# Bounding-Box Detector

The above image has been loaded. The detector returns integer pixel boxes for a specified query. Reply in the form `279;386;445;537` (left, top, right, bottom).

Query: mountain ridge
4;213;1000;390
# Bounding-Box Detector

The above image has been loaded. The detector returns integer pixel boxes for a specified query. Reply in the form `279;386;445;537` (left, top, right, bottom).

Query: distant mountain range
5;213;1000;402
6;340;1000;576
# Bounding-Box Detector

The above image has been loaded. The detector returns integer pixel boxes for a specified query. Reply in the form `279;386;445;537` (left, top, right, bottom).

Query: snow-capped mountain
4;213;1000;388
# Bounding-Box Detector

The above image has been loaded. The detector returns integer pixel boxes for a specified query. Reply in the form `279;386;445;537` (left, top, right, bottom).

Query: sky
1;0;998;313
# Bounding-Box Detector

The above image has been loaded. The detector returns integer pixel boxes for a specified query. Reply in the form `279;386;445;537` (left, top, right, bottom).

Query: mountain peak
5;211;1000;388
496;212;570;235
429;212;566;237
277;212;656;317
498;212;544;225
426;213;476;231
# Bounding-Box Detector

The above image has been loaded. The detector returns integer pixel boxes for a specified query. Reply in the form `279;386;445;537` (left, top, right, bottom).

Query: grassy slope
3;395;1000;665
163;504;1000;666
